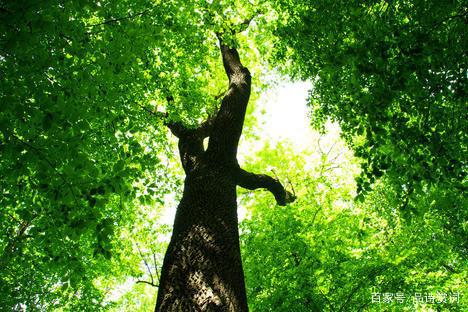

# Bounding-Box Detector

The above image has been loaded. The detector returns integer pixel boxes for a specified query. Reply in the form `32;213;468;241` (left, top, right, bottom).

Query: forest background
0;0;466;311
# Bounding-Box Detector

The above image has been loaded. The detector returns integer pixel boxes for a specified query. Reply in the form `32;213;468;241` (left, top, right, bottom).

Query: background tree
264;0;467;240
240;140;467;311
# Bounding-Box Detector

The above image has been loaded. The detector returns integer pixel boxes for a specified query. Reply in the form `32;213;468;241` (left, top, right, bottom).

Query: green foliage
0;0;269;309
0;0;197;308
267;0;467;214
240;141;467;311
0;0;465;310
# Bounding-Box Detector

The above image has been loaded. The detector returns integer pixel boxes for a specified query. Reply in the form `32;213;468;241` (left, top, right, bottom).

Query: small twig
1;217;35;261
7;213;18;223
310;207;322;226
0;7;13;14
431;11;467;29
88;8;153;27
151;247;160;281
136;280;159;287
325;140;338;158
137;103;167;119
270;168;279;181
323;165;341;173
286;177;296;197
136;242;154;286
328;151;343;165
317;136;324;155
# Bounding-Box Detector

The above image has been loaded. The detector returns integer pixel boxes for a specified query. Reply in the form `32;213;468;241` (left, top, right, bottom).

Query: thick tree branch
219;41;245;82
216;15;254;81
137;102;190;138
139;95;215;139
163;96;192;138
205;35;251;162
166;120;187;138
236;169;296;206
138;100;216;174
195;114;216;138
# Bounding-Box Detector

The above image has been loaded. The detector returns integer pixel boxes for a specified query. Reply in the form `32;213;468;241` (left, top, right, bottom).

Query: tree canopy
267;0;467;233
0;0;466;310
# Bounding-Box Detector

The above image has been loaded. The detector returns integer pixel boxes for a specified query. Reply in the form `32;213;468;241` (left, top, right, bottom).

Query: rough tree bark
155;35;295;312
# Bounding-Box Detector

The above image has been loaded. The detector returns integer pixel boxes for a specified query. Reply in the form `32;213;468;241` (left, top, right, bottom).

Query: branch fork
142;29;296;206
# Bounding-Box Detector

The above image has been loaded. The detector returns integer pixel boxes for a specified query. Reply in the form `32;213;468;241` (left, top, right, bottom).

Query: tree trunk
155;35;295;312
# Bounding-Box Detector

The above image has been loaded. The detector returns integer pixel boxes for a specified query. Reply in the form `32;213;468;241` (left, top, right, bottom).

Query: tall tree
155;33;294;311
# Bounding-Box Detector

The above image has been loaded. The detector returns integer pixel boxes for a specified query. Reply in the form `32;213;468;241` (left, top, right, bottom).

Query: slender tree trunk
155;35;295;312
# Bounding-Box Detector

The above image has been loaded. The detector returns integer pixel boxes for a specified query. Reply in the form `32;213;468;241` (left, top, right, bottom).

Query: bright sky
257;81;313;146
237;80;314;161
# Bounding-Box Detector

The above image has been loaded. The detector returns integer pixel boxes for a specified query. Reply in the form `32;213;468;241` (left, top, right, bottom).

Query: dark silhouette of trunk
155;36;295;312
